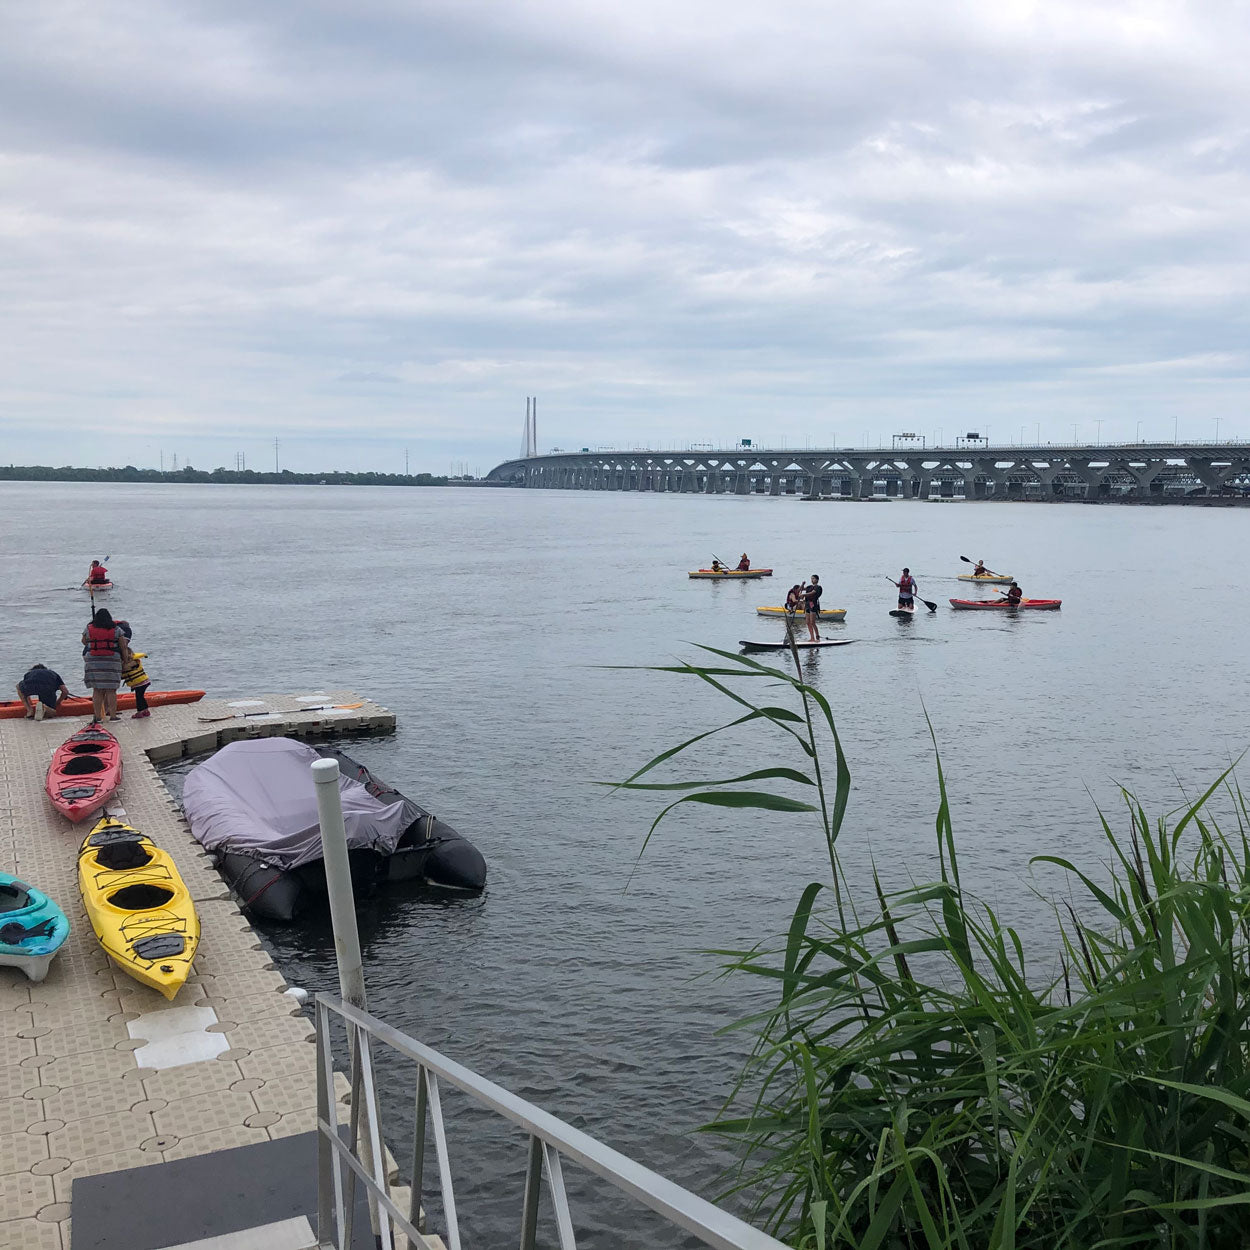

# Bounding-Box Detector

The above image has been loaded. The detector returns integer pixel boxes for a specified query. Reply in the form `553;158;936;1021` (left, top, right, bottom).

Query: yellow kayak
755;606;847;621
78;817;200;1000
956;573;1014;584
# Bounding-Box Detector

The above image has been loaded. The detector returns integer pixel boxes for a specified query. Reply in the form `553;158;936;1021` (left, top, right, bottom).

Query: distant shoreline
0;466;452;487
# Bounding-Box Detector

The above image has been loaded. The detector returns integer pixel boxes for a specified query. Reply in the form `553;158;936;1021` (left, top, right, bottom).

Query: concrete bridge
484;443;1250;500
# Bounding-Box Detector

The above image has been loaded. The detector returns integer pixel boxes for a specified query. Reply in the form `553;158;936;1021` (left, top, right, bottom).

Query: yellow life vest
122;651;149;689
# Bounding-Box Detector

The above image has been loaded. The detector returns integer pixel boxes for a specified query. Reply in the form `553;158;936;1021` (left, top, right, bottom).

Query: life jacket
738;558;750;570
86;624;119;658
899;575;915;595
122;651;149;688
88;566;108;583
1007;588;1022;602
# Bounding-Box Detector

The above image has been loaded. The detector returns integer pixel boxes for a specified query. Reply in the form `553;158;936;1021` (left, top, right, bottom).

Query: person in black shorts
16;664;73;721
804;574;823;641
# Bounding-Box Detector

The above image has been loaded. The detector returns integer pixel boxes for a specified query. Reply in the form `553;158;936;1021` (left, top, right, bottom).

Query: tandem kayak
78;817;199;1000
949;598;1061;611
0;689;206;720
690;568;773;579
0;874;70;983
739;639;854;651
755;606;846;621
46;724;122;822
956;573;1013;585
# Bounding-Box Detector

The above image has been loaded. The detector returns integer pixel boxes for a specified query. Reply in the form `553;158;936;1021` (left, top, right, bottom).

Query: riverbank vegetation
0;465;448;486
614;644;1250;1248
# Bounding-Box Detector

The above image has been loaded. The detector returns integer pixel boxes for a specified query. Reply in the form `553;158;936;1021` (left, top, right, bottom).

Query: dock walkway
0;692;394;1249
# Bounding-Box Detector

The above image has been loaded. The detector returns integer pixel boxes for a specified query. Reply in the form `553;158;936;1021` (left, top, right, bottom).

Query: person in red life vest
896;568;918;610
85;559;109;585
1004;582;1023;606
81;607;132;722
737;553;751;571
803;574;823;640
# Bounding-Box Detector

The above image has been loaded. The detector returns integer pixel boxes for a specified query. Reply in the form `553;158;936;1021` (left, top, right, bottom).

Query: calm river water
2;482;1248;1246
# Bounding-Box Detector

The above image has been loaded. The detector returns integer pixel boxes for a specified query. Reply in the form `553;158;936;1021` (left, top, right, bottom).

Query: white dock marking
128;1004;231;1069
225;699;268;708
152;1215;315;1250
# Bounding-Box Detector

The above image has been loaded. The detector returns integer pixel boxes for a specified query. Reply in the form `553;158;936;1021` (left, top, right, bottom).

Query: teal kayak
0;874;70;982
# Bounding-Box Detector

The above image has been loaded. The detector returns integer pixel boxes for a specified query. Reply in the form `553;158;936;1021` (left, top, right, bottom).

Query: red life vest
89;568;108;583
86;624;119;657
738;558;750;570
899;575;915;594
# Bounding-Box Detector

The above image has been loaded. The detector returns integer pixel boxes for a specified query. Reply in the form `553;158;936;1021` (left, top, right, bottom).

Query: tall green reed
610;642;1250;1249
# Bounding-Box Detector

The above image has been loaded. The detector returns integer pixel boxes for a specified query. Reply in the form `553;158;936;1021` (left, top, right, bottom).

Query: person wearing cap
1004;582;1023;605
16;665;73;721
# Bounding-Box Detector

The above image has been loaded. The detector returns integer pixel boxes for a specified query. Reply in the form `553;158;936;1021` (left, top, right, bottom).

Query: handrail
313;993;788;1250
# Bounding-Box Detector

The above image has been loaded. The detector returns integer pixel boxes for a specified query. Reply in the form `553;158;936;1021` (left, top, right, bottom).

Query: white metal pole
312;757;368;1012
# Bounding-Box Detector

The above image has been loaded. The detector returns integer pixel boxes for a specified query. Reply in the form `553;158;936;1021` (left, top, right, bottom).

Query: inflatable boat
182;738;488;922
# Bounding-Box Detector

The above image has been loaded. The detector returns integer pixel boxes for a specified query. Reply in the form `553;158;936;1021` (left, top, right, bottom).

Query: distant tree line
0;465;450;487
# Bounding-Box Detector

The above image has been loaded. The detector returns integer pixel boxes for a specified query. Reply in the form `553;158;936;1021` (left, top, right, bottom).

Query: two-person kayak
755;605;845;621
690;568;773;579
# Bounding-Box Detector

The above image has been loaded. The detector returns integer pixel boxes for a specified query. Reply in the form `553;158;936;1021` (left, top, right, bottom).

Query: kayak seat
94;841;152;871
69;742;109;755
62;756;107;776
0;884;30;913
108;883;173;910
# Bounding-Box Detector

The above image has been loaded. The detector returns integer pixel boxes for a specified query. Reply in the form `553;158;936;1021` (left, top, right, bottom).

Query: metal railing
314;994;788;1250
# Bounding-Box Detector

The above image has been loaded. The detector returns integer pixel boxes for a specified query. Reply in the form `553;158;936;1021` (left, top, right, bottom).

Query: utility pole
159;450;164;473
274;439;280;473
404;448;409;476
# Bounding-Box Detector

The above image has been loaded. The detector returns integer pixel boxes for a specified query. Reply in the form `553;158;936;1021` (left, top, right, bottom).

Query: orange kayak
0;690;206;720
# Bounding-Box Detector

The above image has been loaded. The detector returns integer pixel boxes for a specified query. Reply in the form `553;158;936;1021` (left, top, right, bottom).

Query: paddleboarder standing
804;574;823;640
897;568;918;611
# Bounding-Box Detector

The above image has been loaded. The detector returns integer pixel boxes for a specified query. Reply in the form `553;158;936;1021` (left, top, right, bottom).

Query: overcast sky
2;0;1248;473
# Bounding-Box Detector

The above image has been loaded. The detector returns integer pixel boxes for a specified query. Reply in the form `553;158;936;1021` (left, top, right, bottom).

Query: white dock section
0;692;396;1248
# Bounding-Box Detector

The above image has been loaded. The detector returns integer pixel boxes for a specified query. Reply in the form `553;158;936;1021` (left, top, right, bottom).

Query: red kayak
46;725;123;822
948;598;1062;611
0;690;206;721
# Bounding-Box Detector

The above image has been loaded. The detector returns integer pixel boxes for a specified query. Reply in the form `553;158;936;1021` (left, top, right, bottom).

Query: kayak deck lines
0;685;397;1235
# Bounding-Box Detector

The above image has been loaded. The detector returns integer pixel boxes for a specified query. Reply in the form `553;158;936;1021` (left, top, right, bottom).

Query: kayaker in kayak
16;664;74;722
896;568;918;610
973;560;988;577
737;554;751;571
86;559;109;585
1003;582;1023;605
82;608;132;723
804;575;823;640
710;558;724;572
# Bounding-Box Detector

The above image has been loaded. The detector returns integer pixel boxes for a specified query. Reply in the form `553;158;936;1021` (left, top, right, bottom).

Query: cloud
0;0;1247;470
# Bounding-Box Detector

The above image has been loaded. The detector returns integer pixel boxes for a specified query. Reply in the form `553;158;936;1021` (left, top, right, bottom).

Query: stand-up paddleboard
739;639;854;651
889;608;915;618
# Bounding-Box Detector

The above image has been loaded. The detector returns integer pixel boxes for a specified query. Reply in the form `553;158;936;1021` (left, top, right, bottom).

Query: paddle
196;701;366;723
959;555;1004;578
885;576;938;612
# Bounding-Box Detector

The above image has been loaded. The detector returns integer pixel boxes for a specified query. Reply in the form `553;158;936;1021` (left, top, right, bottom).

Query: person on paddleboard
803;575;823;640
896;568;918;611
1004;581;1023;605
86;559;108;585
737;554;751;571
785;584;804;614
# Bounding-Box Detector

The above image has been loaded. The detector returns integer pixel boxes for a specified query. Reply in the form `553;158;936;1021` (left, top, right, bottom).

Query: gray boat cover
182;738;412;869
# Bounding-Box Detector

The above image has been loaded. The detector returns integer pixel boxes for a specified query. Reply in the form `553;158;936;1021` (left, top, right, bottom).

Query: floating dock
0;691;395;1248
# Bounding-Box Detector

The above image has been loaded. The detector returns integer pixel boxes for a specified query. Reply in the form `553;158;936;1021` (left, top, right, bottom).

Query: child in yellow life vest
115;620;152;718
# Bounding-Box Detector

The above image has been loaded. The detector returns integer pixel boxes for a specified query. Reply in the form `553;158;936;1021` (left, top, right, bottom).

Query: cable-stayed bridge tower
520;398;538;459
